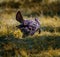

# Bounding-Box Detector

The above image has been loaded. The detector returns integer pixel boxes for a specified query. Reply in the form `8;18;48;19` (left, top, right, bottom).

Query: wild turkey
16;11;41;37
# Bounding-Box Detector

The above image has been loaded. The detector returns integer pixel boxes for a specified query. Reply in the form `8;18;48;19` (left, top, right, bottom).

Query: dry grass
30;49;60;57
40;16;60;27
0;13;60;57
0;13;60;38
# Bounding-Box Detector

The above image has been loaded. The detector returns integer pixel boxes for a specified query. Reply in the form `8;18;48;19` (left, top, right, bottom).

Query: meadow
0;11;60;57
0;0;60;57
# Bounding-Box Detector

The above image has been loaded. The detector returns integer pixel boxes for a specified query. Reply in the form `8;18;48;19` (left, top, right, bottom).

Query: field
0;0;60;57
0;12;60;57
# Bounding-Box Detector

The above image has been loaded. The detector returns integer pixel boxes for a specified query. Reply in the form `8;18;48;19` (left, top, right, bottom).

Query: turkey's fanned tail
16;11;24;23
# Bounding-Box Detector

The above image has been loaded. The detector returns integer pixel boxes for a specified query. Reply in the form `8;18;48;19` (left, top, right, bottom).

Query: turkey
16;11;41;37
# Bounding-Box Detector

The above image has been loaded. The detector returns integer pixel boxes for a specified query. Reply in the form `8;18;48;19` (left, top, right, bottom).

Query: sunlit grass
0;1;60;57
13;29;23;39
40;16;60;27
0;13;60;57
0;13;60;38
37;49;60;57
34;31;60;37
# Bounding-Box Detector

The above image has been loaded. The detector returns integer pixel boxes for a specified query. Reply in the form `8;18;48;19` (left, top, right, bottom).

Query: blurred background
0;0;60;57
0;0;60;16
0;0;60;37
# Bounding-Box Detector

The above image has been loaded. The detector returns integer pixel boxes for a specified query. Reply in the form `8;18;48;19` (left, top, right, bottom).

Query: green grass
0;1;60;56
0;11;60;57
0;35;60;57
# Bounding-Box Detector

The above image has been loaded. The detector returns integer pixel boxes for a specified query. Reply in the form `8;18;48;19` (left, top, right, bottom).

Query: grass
30;49;60;57
0;1;60;56
0;13;60;38
0;12;60;57
0;35;60;57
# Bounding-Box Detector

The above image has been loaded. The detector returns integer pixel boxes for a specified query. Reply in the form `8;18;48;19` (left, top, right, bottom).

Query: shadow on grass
0;35;60;57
